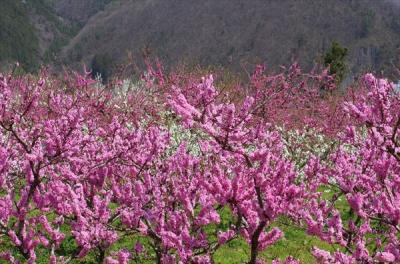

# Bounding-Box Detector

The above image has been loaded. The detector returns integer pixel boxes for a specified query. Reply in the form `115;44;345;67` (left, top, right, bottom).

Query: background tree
324;42;348;84
91;53;114;82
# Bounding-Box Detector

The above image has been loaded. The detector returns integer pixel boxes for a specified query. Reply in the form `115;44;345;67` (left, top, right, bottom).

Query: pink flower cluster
0;64;399;264
304;74;400;263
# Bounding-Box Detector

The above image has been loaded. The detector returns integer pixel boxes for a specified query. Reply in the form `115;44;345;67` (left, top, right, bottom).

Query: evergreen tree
91;53;114;82
324;42;348;84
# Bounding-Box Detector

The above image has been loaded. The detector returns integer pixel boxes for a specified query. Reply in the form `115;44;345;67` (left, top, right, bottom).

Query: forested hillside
0;0;79;71
2;0;400;78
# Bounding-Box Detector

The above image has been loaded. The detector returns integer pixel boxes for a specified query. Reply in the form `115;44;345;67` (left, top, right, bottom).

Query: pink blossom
375;252;396;263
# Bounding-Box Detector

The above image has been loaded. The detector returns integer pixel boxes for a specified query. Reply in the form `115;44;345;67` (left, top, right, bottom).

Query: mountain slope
2;0;400;77
0;0;82;72
53;0;115;25
60;0;400;78
0;0;40;71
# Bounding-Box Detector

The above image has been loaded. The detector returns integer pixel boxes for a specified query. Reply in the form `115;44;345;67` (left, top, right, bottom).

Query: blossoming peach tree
305;74;400;263
0;64;398;264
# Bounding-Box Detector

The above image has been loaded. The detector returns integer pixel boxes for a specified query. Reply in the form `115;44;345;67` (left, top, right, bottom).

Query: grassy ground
0;216;341;264
56;219;340;263
0;186;349;263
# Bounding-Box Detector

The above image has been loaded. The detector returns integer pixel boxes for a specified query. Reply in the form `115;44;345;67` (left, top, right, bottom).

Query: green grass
213;224;334;263
0;217;340;264
0;186;350;263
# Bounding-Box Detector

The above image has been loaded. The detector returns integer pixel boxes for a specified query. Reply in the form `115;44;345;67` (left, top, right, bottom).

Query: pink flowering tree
0;66;302;263
304;74;400;263
0;69;230;263
1;61;399;264
167;73;317;263
0;70;131;263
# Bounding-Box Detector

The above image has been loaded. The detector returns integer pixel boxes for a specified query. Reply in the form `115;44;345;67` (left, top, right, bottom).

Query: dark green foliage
390;16;400;34
96;0;114;11
359;10;375;38
324;42;348;84
91;53;114;82
0;0;81;71
0;0;40;72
